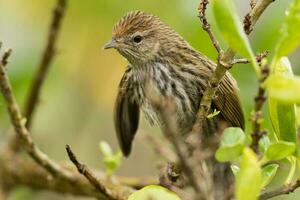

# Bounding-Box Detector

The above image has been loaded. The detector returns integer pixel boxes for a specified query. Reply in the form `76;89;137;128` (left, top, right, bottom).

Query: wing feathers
213;73;245;129
114;74;140;157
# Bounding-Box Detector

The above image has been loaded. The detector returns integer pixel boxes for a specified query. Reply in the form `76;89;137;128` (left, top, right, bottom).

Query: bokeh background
0;0;299;199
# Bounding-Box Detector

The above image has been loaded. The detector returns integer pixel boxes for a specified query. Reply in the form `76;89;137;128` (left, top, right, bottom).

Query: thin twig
250;0;257;9
250;66;269;153
232;51;269;65
24;0;67;129
0;51;74;180
244;0;275;34
198;0;222;53
143;132;177;162
259;180;300;200
1;49;12;66
65;145;124;200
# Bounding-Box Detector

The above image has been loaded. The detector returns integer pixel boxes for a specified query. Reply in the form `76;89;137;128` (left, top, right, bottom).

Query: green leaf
296;107;300;126
212;0;260;77
207;109;220;119
261;164;279;188
128;185;181;200
231;165;240;177
215;127;246;162
266;141;296;161
259;136;270;155
236;148;262;200
267;57;298;155
266;74;300;104
99;141;122;175
275;0;300;58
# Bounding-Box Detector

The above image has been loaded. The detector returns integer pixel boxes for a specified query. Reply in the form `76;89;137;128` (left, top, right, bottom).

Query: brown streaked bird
104;11;244;157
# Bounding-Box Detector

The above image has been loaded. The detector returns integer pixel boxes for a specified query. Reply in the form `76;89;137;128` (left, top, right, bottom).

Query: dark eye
133;35;143;43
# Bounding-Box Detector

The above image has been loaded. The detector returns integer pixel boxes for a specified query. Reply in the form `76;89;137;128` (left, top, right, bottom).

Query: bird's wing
213;73;245;129
114;70;140;157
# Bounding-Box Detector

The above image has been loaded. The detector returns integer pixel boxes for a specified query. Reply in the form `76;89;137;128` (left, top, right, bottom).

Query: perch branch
259;180;300;200
24;0;67;129
0;150;136;200
65;145;126;200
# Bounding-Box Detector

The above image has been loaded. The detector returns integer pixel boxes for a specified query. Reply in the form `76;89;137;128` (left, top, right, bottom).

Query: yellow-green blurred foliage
0;0;299;199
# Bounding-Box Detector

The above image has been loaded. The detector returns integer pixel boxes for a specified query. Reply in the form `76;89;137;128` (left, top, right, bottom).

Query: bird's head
104;11;185;65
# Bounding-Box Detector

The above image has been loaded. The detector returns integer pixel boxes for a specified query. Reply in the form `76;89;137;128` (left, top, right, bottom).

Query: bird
104;10;244;157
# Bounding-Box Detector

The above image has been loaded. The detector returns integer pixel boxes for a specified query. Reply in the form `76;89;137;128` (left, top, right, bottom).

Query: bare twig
24;0;67;129
198;0;222;53
1;49;12;66
250;66;270;153
244;0;275;34
259;180;300;200
250;0;257;9
0;51;74;180
232;51;269;65
143;132;177;162
65;145;125;200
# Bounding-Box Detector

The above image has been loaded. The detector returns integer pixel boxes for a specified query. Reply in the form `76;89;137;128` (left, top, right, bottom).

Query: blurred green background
0;0;299;199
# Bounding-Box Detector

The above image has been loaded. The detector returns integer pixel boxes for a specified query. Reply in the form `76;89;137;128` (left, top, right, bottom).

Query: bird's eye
133;35;143;43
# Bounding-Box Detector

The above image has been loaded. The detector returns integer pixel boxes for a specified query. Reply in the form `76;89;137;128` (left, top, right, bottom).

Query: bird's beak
103;39;117;50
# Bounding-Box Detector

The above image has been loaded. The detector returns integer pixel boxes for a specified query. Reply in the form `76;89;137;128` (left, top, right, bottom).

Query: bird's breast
128;63;202;131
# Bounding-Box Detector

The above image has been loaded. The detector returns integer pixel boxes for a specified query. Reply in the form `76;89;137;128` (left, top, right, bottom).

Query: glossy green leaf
267;57;298;155
261;164;279;187
266;141;295;161
215;127;246;162
128;185;181;200
266;74;300;104
236;148;262;200
276;0;300;57
212;0;260;77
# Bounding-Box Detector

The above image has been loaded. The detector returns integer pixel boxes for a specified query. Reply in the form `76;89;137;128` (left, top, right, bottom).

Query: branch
24;0;67;129
259;180;300;200
244;0;275;34
0;50;74;180
232;51;268;64
250;65;269;153
250;0;257;9
198;0;222;53
147;82;213;200
65;145;126;200
143;131;177;162
0;150;135;200
190;0;275;139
